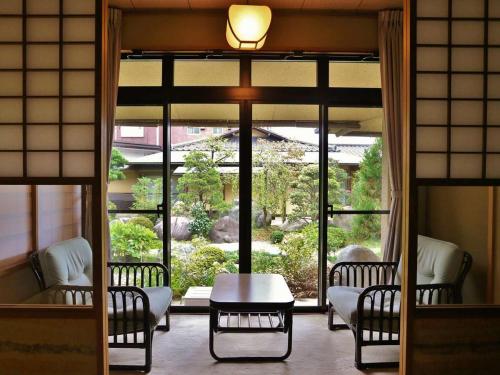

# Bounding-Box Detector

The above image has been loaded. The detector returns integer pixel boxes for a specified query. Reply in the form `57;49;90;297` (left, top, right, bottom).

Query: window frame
114;54;385;313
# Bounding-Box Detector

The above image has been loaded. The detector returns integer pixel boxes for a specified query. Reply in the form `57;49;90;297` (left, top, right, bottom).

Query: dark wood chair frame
31;256;170;373
327;252;472;370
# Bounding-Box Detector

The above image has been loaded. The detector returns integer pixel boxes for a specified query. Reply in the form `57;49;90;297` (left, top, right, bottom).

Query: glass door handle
327;204;334;218
157;203;164;218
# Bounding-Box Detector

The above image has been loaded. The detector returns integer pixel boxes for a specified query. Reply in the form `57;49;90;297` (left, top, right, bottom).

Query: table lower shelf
209;307;293;361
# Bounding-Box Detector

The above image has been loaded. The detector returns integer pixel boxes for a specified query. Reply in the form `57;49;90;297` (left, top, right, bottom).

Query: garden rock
336;245;380;262
228;204;239;221
280;219;307;232
255;211;272;228
209;216;239;243
334;245;380;287
155;217;192;241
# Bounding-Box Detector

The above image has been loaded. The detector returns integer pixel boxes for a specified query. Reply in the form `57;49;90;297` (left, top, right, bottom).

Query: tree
176;137;235;217
289;161;347;223
252;140;304;226
350;138;383;240
131;177;163;222
109;148;128;181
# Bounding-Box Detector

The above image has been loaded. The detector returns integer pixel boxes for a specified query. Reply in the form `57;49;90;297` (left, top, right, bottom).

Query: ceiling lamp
226;4;272;50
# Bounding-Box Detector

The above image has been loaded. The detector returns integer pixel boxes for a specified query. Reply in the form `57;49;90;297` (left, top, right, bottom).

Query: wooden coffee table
209;273;295;361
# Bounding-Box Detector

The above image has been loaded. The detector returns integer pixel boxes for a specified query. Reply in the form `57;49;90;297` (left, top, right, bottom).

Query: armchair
30;237;172;373
327;235;472;369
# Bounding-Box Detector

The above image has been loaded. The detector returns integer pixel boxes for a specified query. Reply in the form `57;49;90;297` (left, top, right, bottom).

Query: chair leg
328;303;349;331
145;330;153;373
156;308;170;332
354;326;364;370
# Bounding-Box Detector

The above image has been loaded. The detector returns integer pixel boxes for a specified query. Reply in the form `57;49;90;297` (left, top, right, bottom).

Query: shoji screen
0;0;96;178
415;0;500;179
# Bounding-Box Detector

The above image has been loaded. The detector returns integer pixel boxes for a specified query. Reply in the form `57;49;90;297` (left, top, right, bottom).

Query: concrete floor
111;314;399;375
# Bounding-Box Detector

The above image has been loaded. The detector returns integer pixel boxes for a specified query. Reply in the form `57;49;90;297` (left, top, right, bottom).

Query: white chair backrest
396;235;464;285
39;237;93;288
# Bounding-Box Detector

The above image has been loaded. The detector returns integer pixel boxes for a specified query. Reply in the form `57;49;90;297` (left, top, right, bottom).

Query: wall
495;187;500;304
423;186;489;304
122;10;378;53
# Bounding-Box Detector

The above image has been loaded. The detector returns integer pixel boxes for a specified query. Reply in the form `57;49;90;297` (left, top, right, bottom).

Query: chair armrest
107;286;152;337
107;262;169;288
329;261;399;287
416;283;456;305
356;284;401;337
43;285;94;305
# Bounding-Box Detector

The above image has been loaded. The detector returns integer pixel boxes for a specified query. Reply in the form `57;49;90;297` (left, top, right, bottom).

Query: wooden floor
111;314;399;375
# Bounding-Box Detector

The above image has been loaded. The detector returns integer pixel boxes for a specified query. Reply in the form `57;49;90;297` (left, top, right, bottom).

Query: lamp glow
226;4;272;50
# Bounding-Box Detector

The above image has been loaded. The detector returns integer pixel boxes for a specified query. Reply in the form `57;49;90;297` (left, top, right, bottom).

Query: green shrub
252;251;282;274
278;232;317;298
301;223;347;254
270;230;285;244
188;203;213;238
170;241;238;298
127;216;155;230
110;221;162;262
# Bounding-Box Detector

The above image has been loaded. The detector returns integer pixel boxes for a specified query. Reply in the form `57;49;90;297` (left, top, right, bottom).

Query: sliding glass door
251;104;320;306
169;103;240;306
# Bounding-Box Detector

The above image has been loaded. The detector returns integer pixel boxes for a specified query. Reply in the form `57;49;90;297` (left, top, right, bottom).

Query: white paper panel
27;152;59;177
487;128;500;151
27;71;59;96
63;71;95;96
451;100;483;125
417;0;448;17
252;61;316;87
0;153;23;177
63;98;94;123
63;18;95;42
417;74;447;98
329;62;381;88
450;154;482;178
416;100;447;125
27;18;59;42
0;0;22;14
416;127;447;151
27;45;59;69
0;18;22;42
0;72;22;96
0;126;23;150
0;45;22;69
27;125;59;150
63;125;94;150
63;45;95;69
417;21;448;45
451;74;483;98
452;21;484;45
63;0;95;15
486;155;500;178
488;101;500;125
491;1;500;18
452;0;484;18
417;47;448;71
489;22;500;45
63;152;94;177
452;48;483;72
451;128;483;152
489;48;500;72
27;0;59;14
119;60;162;87
488;75;500;98
416;153;447;178
27;98;59;123
0;99;23;123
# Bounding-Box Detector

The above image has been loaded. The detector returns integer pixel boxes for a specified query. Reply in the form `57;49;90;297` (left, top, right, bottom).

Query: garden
109;137;383;303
